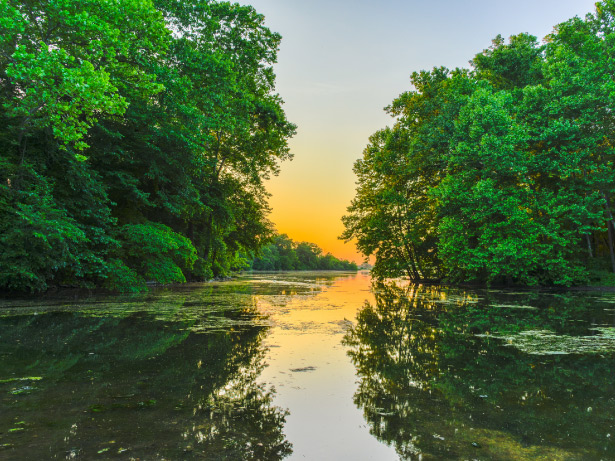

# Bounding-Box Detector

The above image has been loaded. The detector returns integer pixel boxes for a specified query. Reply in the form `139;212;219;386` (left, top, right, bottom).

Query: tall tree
342;68;474;280
0;0;169;291
0;0;295;292
344;2;615;285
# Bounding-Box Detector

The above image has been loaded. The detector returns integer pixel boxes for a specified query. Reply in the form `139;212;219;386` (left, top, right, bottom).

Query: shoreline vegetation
342;1;615;288
4;1;615;295
250;234;358;272
4;270;615;302
0;0;298;294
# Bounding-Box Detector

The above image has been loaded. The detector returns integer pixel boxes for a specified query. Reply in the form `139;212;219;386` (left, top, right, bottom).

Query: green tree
342;68;474;280
0;0;168;291
539;1;615;273
295;242;321;270
471;33;545;90
343;2;615;286
0;0;295;292
141;0;295;279
251;234;357;271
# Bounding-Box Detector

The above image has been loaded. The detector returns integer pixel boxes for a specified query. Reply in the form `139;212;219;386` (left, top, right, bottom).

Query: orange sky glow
248;0;598;264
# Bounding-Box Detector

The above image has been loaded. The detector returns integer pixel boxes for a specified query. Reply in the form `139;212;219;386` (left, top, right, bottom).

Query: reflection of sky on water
256;271;397;460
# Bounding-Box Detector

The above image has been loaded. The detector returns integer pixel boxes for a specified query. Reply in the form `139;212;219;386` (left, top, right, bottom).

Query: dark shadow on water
344;282;615;460
0;288;292;459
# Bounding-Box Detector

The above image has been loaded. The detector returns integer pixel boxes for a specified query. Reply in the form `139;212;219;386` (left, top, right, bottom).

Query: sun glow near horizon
251;0;598;263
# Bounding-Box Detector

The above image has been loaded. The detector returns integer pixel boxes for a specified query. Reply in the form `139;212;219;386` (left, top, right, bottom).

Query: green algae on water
486;327;615;355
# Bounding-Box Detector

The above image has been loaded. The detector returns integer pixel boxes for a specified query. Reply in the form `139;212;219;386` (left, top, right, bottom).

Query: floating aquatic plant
487;328;615;355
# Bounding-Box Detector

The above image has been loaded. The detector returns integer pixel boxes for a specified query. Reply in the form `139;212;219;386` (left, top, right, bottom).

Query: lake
0;272;614;459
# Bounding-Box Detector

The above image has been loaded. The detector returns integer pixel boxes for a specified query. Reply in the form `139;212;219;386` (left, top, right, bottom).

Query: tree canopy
251;233;358;272
0;0;296;292
342;1;615;286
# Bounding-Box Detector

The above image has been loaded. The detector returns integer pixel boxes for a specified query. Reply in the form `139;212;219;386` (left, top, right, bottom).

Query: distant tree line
342;1;615;286
0;0;295;292
252;234;358;271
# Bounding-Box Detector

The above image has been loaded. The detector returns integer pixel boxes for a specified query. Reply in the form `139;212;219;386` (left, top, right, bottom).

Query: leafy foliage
0;0;294;292
252;234;358;271
0;177;89;291
114;222;197;287
343;2;615;286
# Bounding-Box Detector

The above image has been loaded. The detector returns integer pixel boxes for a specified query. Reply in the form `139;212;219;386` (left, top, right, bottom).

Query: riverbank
0;270;362;300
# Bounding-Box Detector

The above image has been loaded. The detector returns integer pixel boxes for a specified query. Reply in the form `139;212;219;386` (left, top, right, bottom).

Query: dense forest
0;0;296;292
251;233;358;271
342;1;615;286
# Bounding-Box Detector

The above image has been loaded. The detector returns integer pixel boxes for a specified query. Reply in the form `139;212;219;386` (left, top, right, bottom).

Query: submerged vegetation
0;0;295;292
342;1;615;286
251;233;358;271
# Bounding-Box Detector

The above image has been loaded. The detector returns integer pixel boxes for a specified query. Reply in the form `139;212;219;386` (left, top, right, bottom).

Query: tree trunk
608;222;615;273
603;193;615;273
397;247;419;280
414;249;425;280
404;243;421;280
585;233;593;258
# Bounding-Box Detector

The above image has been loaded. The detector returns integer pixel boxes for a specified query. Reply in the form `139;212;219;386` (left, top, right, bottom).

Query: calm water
0;272;614;460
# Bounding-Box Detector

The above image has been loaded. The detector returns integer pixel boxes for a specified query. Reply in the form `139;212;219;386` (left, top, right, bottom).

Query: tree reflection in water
0;296;291;459
344;282;615;460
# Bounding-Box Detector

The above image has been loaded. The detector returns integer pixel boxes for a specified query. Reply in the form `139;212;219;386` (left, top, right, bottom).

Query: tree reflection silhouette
0;297;291;459
344;282;615;460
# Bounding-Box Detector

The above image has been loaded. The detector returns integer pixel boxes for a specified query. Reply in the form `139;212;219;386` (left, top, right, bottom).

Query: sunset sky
245;0;598;263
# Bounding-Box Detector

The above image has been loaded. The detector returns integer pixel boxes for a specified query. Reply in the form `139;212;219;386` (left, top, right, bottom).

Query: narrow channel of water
254;272;396;459
0;272;614;459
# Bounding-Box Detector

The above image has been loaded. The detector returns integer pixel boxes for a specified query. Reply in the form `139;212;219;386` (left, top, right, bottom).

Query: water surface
1;272;614;459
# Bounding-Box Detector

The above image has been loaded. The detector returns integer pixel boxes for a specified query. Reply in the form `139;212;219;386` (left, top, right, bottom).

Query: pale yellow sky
248;0;598;263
